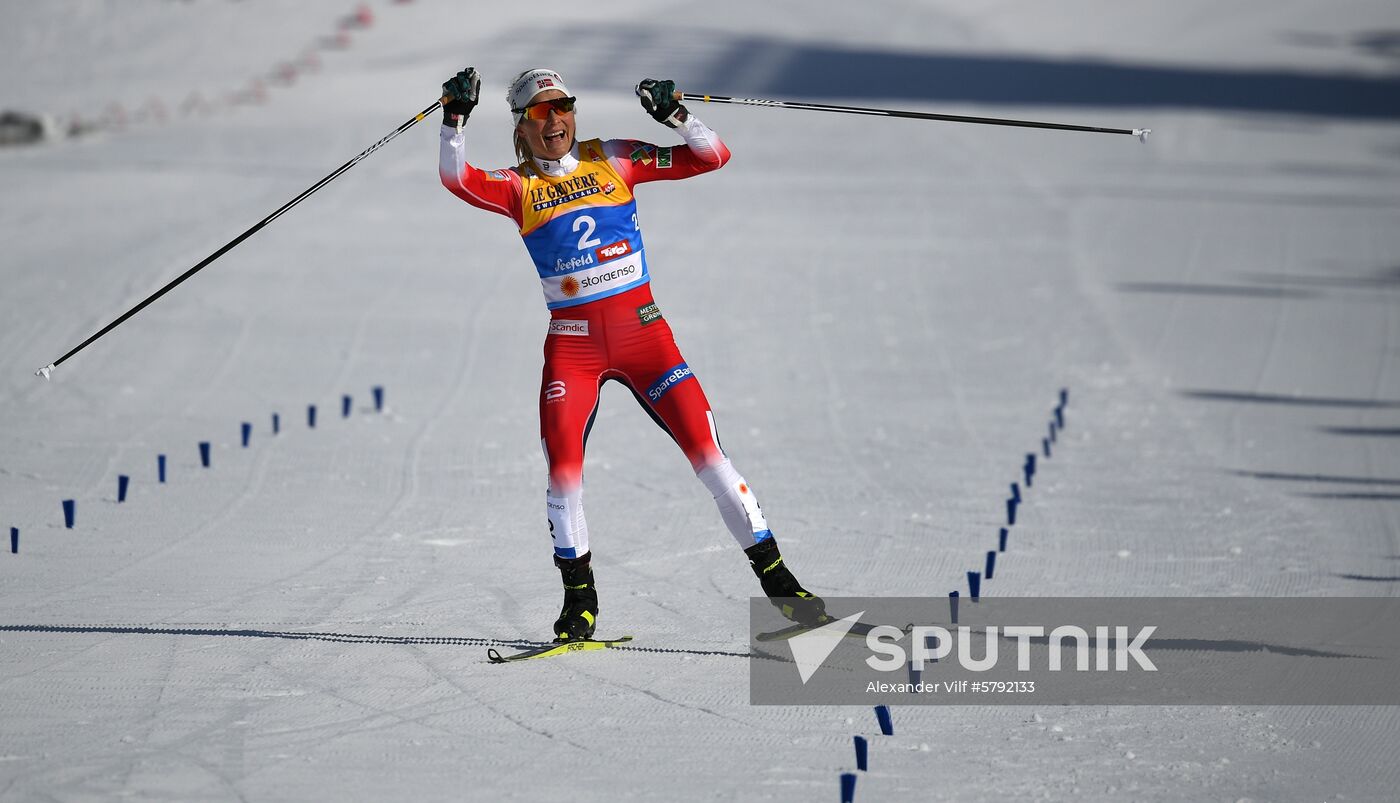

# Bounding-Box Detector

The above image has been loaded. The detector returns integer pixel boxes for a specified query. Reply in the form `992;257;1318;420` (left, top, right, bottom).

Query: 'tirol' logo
595;240;631;262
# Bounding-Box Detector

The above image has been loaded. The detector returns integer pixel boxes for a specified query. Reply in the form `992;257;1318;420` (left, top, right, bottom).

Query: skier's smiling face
516;89;575;161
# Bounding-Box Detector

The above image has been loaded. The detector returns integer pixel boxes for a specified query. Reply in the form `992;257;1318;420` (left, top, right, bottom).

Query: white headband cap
508;68;572;120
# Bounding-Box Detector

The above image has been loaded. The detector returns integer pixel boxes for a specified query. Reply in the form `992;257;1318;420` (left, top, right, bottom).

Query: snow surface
2;1;1400;800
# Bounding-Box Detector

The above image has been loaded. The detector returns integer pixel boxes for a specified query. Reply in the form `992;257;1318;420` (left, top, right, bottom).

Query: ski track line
1;464;275;687
1381;279;1400;554
114;634;180;796
1360;227;1399;561
966;116;1345;585
1;175;233;410
1219;221;1366;586
849;118;1083;775
103;294;253;502
243;656;492;748
0;319;47;405
288;131;379;400
6;235;498;671
909;260;998;481
1148;221;1204;360
876;117;1398;793
829;389;1074;795
12;0;404;543
805;272;899;519
1;639;264;800
105;706;262;803
2;304;491;793
1219;222;1258;468
1244;239;1291;419
86;196;510;627
405;644;593;753
570;663;763;732
800;259;908;600
153;263;509;631
14;414;278;612
12;188;313;570
594;545;721;610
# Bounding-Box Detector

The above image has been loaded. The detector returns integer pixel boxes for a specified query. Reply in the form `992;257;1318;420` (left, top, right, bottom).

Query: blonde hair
513;128;534;166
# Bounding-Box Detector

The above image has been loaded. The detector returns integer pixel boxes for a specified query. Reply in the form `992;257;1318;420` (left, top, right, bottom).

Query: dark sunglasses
517;97;576;121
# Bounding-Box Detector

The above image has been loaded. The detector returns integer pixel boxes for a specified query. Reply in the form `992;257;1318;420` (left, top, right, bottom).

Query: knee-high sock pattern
697;458;772;549
547;487;589;559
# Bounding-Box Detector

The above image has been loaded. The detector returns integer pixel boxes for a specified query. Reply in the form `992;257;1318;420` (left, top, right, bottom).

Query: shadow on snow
538;28;1400;119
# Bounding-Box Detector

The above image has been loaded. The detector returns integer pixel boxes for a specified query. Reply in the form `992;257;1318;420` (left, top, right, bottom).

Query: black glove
442;67;480;129
636;78;688;128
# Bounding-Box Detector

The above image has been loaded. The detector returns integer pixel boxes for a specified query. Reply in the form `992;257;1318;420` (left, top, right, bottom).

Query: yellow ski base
487;636;633;663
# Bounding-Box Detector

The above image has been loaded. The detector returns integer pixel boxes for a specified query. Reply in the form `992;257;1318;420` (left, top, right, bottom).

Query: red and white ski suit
440;115;772;559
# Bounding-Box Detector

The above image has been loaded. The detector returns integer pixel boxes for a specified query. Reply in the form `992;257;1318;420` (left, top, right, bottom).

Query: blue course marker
999;527;1009;552
1043;437;1052;458
1006;497;1018;526
1024;453;1036;487
307;405;317;429
949;590;960;624
968;571;981;601
342;394;352;418
158;454;167;484
199;442;211;468
372;385;384;412
1055;405;1065;428
1049;420;1057;443
924;630;940;660
1059;387;1069;407
840;772;858;803
10;527;17;554
874;705;893;735
986;550;997;580
242;422;252;448
854;735;869;771
118;475;130;503
272;413;281;435
62;499;75;529
1011;482;1021;504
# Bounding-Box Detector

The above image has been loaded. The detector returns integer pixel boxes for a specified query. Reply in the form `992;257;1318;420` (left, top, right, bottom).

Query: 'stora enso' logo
595;240;631;262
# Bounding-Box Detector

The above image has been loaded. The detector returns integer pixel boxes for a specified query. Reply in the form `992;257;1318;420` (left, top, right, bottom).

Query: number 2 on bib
573;215;601;250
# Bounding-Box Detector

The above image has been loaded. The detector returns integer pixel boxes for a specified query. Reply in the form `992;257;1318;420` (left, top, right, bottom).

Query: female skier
438;67;824;641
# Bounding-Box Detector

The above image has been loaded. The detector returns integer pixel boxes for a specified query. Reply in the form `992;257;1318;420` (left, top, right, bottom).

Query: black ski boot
552;553;599;642
745;538;827;626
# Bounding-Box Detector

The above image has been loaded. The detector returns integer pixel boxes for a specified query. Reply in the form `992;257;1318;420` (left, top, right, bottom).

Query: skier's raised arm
608;78;731;186
438;67;524;225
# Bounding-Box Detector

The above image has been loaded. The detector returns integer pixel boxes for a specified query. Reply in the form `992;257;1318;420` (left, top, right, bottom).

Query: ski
487;636;634;663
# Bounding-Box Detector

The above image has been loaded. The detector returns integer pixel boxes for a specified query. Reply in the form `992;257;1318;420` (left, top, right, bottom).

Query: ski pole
34;96;451;380
678;92;1151;141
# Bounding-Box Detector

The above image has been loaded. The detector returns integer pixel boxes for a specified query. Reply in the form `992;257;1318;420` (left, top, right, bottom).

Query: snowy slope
3;1;1399;800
